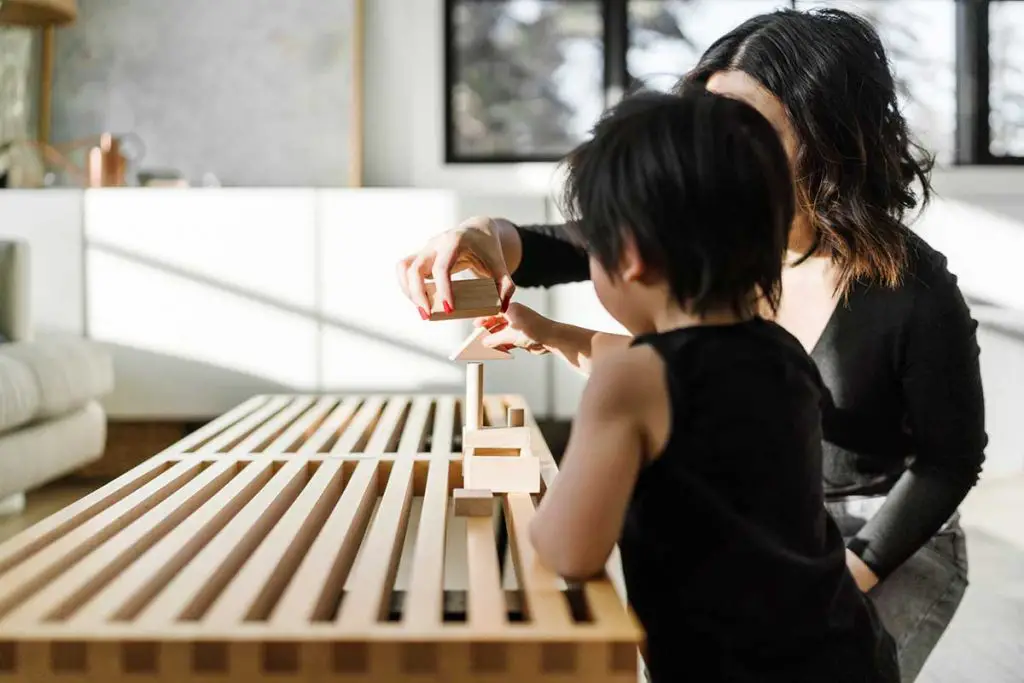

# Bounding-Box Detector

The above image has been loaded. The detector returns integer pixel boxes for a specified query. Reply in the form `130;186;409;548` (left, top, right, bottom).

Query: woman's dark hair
560;88;794;317
684;8;934;293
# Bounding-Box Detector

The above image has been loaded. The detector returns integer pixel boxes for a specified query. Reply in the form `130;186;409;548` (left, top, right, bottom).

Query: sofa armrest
0;240;31;343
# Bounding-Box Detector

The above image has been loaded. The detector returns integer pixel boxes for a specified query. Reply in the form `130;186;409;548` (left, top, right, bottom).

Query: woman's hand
395;217;518;319
846;549;880;592
476;303;554;355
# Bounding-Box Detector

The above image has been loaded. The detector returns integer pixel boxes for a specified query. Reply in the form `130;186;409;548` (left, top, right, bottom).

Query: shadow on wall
87;239;466;419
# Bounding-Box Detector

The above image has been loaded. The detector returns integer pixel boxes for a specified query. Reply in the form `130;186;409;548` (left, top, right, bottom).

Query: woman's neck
786;213;821;265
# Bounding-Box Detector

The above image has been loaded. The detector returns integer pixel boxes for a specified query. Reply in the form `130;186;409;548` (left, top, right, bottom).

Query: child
525;89;900;682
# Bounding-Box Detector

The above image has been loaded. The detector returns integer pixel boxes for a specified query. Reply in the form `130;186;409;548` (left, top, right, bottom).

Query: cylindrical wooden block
507;407;525;428
465;362;483;430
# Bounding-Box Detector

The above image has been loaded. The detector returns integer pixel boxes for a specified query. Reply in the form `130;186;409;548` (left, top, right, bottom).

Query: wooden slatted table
0;394;642;681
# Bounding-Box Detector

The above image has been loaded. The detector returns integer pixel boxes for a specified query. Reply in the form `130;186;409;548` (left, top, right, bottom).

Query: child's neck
652;304;754;334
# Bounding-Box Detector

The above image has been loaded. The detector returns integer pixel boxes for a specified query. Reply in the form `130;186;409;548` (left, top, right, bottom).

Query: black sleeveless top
623;319;898;683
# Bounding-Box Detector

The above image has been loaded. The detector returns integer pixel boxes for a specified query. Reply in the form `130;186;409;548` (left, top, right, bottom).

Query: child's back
526;88;899;682
623;319;897;682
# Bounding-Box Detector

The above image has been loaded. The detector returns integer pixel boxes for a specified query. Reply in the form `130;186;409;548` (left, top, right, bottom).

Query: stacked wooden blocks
433;278;541;516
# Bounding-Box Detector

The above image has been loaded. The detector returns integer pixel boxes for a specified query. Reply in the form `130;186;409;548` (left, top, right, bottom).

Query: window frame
444;0;1024;166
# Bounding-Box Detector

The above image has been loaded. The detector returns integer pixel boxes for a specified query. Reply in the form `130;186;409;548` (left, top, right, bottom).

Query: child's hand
476;303;553;355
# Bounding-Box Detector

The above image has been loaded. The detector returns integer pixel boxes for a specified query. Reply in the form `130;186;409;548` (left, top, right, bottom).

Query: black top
516;224;986;579
625;321;898;683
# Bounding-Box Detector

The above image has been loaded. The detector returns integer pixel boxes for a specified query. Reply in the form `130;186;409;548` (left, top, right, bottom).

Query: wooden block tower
433;278;542;515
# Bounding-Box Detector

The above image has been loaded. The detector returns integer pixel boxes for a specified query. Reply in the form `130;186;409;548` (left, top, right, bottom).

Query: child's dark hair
559;88;794;317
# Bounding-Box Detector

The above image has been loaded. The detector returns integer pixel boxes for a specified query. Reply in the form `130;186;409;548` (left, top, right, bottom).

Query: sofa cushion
0;353;41;433
0;338;113;420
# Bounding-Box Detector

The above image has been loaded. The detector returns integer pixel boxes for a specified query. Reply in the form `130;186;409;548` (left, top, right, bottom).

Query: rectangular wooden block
462;426;532;451
464;454;541;493
425;278;501;321
453;488;494;517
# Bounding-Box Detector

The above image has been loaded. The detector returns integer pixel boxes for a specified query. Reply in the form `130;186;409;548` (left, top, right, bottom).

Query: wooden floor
3;472;1021;682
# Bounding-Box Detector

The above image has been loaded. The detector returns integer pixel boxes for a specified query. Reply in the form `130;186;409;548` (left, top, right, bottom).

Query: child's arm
478;303;632;375
529;346;662;580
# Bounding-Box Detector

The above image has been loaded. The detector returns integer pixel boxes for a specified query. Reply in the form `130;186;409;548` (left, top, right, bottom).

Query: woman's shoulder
902;230;961;292
850;231;965;312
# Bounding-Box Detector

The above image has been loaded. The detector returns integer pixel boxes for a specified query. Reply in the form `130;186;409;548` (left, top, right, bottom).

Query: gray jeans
828;498;970;683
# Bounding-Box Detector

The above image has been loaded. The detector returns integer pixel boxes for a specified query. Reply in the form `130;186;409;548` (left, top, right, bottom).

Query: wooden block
453;489;494;517
464;454;541;493
507;407;525;427
463;426;532;451
449;326;512;362
425;278;501;321
465;363;483;431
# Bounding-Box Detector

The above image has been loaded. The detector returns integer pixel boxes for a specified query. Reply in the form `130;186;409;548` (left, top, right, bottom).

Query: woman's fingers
496;274;516;313
430;236;459;314
395;256;414;301
405;253;434;317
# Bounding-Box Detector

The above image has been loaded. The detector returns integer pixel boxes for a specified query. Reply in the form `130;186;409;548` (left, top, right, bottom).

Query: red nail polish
418;307;429;320
501;298;510;313
443;301;453;314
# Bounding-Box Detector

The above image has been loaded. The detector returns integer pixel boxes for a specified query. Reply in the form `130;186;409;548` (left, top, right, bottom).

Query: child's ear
619;233;646;283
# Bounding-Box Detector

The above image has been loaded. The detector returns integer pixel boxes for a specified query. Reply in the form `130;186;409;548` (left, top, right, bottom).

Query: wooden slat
336;458;414;628
0;460;239;625
584;580;640;638
263;396;339;453
504;492;574;631
270;459;378;625
295;396;362;454
361;396;410;454
193;396;293;453
431;396;457;455
164;395;267;454
135;459;310;625
67;459;278;625
402;457;449;628
203;460;345;624
466;517;505;628
0;460;201;620
0;457;172;575
228;396;316;453
397;396;433;455
330;396;387;453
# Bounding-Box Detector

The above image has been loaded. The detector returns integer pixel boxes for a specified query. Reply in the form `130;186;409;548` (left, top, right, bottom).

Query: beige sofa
0;240;113;513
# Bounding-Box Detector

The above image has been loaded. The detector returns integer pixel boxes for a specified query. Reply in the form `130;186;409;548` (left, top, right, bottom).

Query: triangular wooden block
449;326;512;361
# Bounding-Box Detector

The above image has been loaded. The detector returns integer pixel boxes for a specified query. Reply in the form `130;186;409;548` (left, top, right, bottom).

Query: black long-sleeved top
515;223;986;579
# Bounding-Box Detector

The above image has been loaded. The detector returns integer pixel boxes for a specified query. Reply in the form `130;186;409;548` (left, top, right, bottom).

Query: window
627;1;786;93
444;1;1024;165
989;1;1024;157
446;0;605;161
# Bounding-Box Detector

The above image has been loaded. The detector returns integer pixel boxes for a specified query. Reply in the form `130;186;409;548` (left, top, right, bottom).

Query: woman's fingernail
501;299;510;313
443;301;453;314
418;307;429;320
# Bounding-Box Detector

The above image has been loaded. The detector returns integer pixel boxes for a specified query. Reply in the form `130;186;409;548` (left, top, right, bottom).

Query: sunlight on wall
87;248;320;389
84;188;497;398
913;196;1024;312
318;189;468;390
85;189;319;310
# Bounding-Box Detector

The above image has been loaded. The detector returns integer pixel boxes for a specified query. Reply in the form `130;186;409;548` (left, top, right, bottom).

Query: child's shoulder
584;344;665;412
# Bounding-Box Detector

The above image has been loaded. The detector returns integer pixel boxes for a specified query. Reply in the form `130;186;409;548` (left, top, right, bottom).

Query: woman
397;9;984;681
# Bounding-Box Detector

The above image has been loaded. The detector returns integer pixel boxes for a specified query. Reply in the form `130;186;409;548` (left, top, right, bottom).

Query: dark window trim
972;0;1024;164
446;0;1024;166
